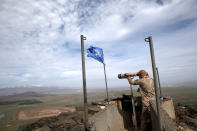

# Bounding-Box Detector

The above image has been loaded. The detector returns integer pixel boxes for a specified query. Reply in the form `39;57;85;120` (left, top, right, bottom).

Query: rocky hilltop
19;96;197;131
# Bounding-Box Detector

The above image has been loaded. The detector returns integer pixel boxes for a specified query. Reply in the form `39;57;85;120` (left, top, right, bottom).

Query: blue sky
0;0;197;88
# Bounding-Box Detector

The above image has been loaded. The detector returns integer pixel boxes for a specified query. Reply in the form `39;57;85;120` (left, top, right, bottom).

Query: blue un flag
87;46;104;63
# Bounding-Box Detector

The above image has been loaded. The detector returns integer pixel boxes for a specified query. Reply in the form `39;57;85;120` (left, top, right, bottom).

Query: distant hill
0;87;80;96
11;91;42;97
0;99;43;105
0;91;43;102
0;86;129;96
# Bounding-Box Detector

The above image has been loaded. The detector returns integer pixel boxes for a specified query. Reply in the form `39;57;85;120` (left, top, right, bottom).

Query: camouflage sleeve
132;79;143;85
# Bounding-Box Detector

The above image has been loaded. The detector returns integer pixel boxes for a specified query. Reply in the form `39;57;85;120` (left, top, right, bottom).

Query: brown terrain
19;96;197;131
17;107;75;120
176;104;197;130
18;105;102;131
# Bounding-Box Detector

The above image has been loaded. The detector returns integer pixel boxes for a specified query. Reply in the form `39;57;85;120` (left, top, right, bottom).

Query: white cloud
61;70;81;77
0;0;197;87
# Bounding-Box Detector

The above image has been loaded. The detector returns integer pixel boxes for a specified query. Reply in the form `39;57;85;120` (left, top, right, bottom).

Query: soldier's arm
126;78;142;85
133;79;143;92
125;73;142;85
125;73;134;84
132;79;142;85
127;77;133;84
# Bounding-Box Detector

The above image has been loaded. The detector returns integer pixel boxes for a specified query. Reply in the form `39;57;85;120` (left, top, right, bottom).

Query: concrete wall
160;98;176;120
150;98;177;131
89;104;131;131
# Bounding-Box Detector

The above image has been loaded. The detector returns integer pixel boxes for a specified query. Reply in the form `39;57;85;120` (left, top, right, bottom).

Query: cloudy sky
0;0;197;88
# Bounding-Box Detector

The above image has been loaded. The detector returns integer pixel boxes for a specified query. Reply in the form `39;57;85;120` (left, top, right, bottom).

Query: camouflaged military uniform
132;75;155;131
132;76;155;108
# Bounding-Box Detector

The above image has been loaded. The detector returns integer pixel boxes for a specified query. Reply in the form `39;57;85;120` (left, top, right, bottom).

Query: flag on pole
87;45;109;103
87;46;104;63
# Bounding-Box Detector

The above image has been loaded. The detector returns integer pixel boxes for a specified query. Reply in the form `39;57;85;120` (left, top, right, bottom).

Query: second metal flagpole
156;67;162;97
103;63;109;103
80;35;89;131
145;36;163;131
130;83;137;131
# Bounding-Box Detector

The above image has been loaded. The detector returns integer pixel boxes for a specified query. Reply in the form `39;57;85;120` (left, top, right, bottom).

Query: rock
21;112;85;131
33;125;51;131
181;116;197;128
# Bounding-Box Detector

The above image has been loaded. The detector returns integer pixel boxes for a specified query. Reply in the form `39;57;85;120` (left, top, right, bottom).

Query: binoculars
118;72;137;79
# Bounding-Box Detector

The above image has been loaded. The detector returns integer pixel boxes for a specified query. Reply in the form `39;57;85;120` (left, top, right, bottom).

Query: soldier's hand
125;73;133;84
124;73;130;77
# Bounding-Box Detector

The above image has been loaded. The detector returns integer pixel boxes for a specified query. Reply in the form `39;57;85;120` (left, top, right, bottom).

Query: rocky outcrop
19;112;84;131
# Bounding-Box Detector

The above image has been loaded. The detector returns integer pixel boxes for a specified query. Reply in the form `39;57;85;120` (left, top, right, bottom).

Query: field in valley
0;87;196;131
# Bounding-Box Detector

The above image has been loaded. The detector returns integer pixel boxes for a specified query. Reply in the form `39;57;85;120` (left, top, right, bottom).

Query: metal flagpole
145;36;163;131
130;82;137;131
80;35;89;131
156;67;162;97
103;63;109;103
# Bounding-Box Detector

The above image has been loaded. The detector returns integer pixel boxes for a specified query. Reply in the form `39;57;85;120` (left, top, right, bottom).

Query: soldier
125;70;155;131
